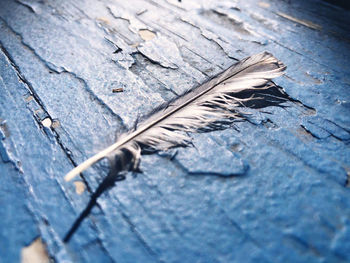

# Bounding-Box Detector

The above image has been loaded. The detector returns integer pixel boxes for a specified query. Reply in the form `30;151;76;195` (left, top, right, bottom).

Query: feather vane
65;52;286;181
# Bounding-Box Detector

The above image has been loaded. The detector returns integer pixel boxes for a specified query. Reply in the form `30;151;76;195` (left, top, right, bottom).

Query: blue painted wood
0;0;349;262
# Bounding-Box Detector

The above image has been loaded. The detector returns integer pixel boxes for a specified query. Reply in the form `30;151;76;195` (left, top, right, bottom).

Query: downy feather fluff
65;52;286;181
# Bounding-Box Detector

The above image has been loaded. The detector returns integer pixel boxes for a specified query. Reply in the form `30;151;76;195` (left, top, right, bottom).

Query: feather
65;52;286;181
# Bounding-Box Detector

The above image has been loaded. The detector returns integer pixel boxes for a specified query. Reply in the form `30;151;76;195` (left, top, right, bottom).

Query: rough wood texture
0;0;349;262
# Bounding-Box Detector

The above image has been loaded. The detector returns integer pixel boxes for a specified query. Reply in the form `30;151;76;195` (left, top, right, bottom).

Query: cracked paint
175;133;248;176
137;35;179;69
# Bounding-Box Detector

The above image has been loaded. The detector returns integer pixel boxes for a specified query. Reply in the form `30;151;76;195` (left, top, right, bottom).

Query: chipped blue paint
0;0;349;262
175;133;248;176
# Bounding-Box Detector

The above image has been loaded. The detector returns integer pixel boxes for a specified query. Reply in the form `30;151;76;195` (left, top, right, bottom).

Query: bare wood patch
21;238;50;263
41;118;52;128
74;181;86;195
276;12;322;30
139;29;156;41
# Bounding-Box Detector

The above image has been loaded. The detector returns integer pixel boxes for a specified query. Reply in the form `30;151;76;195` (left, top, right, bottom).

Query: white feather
65;52;286;181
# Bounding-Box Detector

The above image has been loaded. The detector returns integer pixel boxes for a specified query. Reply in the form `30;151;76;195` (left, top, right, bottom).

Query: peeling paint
175;133;248;176
345;168;350;187
108;5;152;34
0;118;10;138
106;37;136;69
202;9;253;36
180;17;239;59
0;118;22;171
137;35;179;69
16;0;42;14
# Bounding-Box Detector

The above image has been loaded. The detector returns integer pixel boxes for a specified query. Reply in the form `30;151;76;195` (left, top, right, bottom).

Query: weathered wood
0;0;349;262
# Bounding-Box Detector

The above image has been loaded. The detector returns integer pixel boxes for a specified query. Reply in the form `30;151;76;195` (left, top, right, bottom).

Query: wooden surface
0;0;350;262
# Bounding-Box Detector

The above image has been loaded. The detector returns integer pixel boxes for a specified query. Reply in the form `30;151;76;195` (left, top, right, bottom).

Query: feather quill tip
65;169;80;182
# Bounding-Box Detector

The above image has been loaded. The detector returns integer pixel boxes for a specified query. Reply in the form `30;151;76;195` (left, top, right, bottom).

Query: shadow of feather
63;171;126;243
